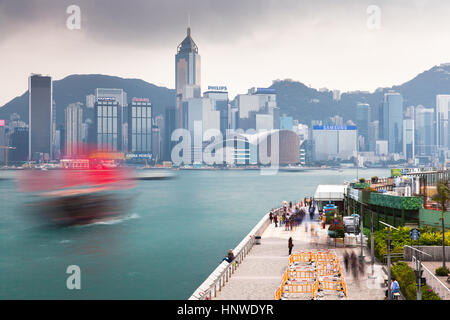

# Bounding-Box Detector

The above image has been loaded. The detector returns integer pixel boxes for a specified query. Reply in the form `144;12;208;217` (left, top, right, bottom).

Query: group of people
269;200;317;232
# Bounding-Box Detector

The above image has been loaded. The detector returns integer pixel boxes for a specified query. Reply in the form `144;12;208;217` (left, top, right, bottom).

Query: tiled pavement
215;221;387;300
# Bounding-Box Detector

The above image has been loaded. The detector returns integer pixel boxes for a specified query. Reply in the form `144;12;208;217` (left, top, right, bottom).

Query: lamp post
380;221;398;300
369;210;376;279
359;203;364;264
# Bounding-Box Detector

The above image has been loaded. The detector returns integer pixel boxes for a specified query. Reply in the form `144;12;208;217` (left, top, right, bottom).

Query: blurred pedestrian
350;251;359;280
343;251;350;272
359;255;366;276
288;237;294;255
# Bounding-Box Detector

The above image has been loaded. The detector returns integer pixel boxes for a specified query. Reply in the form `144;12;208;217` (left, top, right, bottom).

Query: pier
189;208;387;300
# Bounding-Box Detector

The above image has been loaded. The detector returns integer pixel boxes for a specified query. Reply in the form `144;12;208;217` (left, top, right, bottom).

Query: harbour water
0;168;388;299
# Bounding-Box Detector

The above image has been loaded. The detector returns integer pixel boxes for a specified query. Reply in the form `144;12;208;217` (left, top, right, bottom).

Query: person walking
288;237;294;255
269;211;273;224
343;251;350;272
321;213;326;229
350;251;359;280
274;214;278;227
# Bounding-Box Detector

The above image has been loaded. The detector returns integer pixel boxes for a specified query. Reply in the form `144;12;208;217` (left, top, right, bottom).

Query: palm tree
432;180;449;270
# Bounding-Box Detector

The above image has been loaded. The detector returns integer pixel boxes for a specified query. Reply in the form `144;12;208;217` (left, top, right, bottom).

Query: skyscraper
164;107;176;161
95;88;128;149
203;86;229;136
415;106;435;157
356;103;370;151
0;120;5;163
28;74;53;161
402;119;415;162
175;27;201;129
436;95;450;149
368;121;379;152
65;103;83;157
382;91;403;153
128;98;152;154
95;98;121;152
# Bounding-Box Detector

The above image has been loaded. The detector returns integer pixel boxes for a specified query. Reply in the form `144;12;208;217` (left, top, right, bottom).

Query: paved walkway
215;220;387;300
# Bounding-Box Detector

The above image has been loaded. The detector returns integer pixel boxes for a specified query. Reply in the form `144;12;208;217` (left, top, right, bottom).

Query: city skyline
2;0;450;105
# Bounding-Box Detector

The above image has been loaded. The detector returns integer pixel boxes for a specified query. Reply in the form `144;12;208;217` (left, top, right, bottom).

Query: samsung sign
313;125;357;130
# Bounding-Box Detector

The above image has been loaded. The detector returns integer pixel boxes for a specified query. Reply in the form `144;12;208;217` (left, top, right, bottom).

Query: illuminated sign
0;120;4;127
125;153;152;159
255;88;275;94
97;97;116;102
207;86;227;91
89;152;125;160
132;98;150;103
313;125;357;130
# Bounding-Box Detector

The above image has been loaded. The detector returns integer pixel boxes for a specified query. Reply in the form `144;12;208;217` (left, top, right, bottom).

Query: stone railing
189;208;279;300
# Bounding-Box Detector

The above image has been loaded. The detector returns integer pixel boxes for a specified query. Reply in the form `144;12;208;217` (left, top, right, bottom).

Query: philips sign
207;86;227;91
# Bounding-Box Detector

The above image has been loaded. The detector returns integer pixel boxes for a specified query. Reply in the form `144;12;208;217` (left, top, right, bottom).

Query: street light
380;221;398;300
368;210;376;279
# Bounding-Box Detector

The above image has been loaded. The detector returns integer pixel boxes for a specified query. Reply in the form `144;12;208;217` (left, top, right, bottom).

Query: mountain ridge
1;63;450;126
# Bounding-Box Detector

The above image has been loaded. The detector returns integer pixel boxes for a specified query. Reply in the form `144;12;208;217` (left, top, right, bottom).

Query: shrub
371;226;450;262
435;267;450;276
371;176;379;183
391;262;441;300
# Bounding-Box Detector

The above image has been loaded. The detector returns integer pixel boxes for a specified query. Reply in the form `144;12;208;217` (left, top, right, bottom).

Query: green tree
431;180;449;270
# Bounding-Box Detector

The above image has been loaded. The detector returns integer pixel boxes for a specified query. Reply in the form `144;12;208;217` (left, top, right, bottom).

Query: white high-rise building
415;106;435;156
436;95;450;149
311;125;357;161
65;103;83;157
184;97;220;163
403;119;415;162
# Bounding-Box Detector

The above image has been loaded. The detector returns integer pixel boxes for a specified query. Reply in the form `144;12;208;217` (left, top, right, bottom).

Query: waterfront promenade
213;220;387;300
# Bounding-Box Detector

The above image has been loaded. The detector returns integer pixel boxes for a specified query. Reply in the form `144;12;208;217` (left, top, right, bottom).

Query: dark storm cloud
0;0;364;47
0;0;447;47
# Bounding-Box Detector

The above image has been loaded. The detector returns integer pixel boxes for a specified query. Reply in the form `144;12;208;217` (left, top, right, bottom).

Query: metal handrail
420;261;450;300
189;207;280;300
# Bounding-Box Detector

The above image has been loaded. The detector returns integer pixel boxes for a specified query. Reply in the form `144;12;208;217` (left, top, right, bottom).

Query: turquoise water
0;168;388;299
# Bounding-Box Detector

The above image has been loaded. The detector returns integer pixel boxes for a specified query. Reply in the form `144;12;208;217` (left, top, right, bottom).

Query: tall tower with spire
175;27;201;128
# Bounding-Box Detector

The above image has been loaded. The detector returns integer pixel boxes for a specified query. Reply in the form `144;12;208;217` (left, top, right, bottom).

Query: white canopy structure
313;184;347;201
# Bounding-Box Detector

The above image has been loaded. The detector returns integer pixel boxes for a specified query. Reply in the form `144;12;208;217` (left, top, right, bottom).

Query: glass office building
95;98;121;152
128;98;152;153
28;74;52;161
356;103;370;151
382;92;403;153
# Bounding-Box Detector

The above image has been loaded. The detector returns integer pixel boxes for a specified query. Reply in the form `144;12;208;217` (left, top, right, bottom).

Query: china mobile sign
125;153;152;159
0;119;5;126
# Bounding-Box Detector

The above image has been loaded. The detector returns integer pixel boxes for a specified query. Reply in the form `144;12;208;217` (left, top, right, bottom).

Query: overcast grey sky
1;0;450;105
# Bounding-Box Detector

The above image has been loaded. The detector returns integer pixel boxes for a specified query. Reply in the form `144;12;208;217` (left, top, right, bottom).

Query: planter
328;229;345;238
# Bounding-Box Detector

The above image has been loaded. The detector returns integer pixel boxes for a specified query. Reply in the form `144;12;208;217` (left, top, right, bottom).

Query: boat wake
80;213;141;227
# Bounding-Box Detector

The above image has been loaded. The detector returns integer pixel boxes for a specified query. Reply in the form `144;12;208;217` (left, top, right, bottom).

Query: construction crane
0;146;16;166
